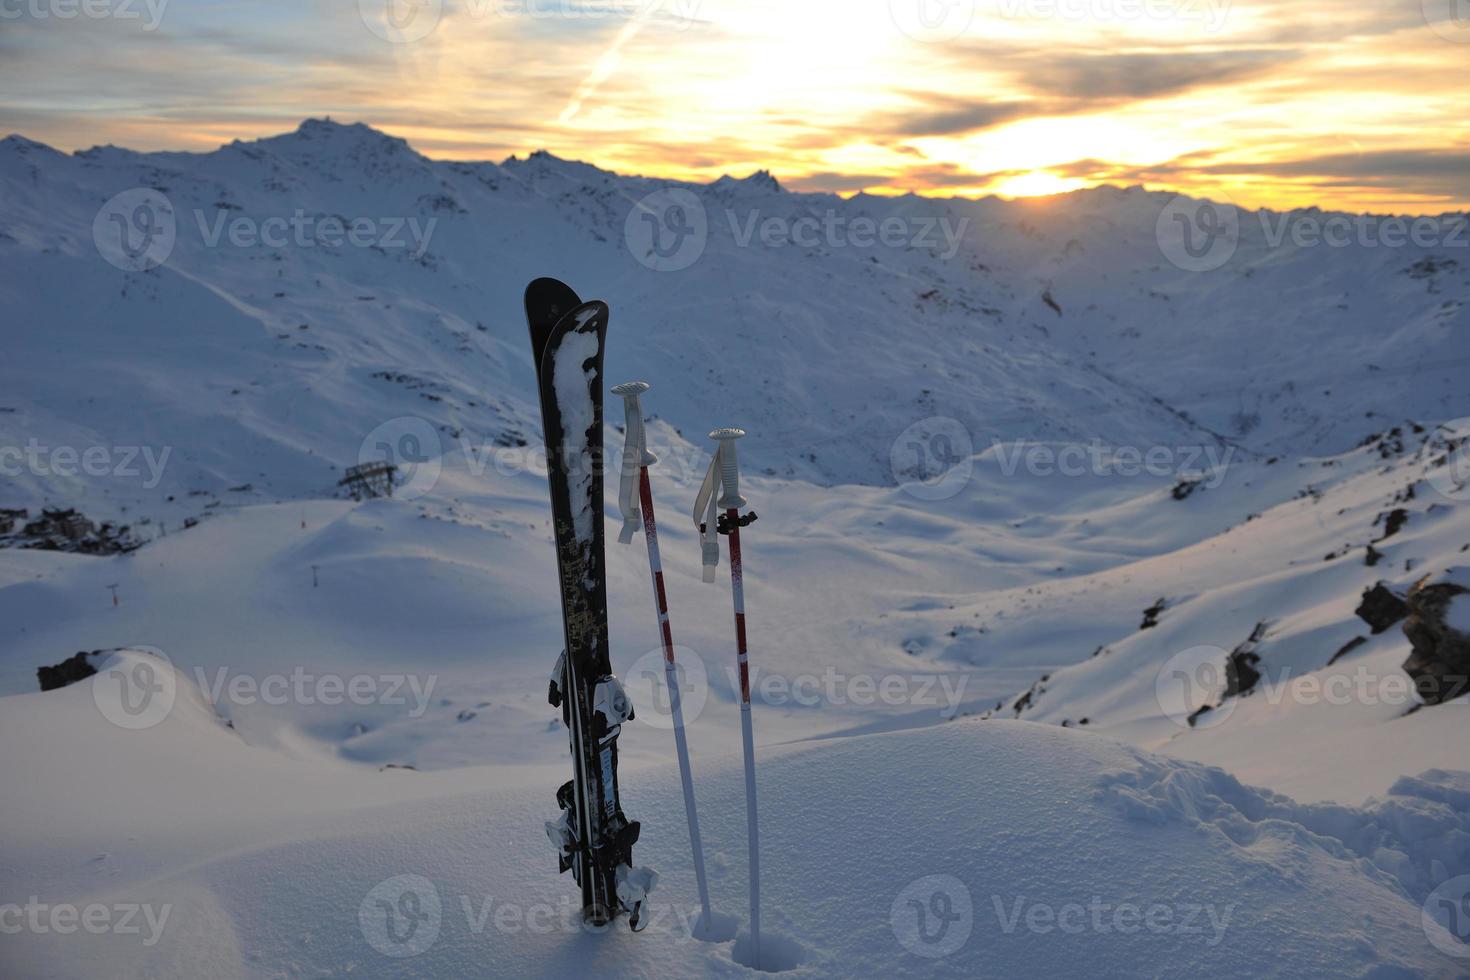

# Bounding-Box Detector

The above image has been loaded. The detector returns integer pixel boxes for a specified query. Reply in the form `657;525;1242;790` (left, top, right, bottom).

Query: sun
990;171;1089;199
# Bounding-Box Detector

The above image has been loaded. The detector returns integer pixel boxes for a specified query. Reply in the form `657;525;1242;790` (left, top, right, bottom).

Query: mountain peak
1;134;64;160
240;118;415;158
710;169;782;194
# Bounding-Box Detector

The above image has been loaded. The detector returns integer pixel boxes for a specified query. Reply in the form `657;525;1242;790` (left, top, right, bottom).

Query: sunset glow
3;0;1468;212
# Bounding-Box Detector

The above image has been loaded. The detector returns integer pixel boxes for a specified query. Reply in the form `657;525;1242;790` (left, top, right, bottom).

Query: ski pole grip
611;381;658;466
710;428;747;509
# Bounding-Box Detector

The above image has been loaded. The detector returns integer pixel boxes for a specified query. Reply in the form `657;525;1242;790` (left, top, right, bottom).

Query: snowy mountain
2;119;1469;976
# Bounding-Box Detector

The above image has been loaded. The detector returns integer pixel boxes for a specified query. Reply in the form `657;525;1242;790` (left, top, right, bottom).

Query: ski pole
612;381;714;933
697;427;760;961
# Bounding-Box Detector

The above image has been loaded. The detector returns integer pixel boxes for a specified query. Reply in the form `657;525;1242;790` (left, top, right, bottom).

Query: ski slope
2;120;1469;976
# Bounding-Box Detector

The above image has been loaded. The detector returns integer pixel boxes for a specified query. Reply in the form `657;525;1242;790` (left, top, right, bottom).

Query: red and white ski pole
612;381;714;933
696;426;760;960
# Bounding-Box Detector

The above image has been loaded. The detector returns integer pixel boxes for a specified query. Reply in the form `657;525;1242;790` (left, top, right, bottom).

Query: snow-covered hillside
2;120;1468;976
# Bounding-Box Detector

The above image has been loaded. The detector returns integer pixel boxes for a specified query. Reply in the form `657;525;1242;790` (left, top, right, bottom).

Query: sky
2;0;1468;213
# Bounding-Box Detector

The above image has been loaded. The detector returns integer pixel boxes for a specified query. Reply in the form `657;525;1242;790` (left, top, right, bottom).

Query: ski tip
524;277;583;329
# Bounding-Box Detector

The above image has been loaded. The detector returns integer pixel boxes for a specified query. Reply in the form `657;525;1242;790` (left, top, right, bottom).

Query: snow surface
2;120;1469;976
5;664;1468;977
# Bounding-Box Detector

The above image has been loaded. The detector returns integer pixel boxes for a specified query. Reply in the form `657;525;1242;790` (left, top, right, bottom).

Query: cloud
1009;49;1299;101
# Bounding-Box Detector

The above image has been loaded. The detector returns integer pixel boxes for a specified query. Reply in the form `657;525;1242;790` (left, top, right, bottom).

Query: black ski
526;279;647;929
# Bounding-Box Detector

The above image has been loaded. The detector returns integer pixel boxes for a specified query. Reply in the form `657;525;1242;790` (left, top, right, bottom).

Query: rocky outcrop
1355;582;1409;634
37;651;103;691
1402;569;1470;705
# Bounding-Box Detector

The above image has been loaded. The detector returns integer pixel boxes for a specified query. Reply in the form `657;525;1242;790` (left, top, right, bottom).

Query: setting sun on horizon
4;0;1469;213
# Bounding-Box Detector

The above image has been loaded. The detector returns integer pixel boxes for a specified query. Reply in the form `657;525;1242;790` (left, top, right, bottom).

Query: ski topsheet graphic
525;278;652;929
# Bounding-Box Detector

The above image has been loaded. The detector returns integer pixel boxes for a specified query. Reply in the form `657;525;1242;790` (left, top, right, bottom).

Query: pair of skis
527;278;651;929
526;278;762;952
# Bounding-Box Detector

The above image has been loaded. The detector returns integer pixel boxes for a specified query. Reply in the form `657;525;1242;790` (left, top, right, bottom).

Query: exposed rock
1402;569;1470;706
1140;598;1167;630
1377;508;1409;542
1328;635;1368;666
1171;478;1201;501
1355;582;1409;634
1224;622;1269;697
37;651;103;691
